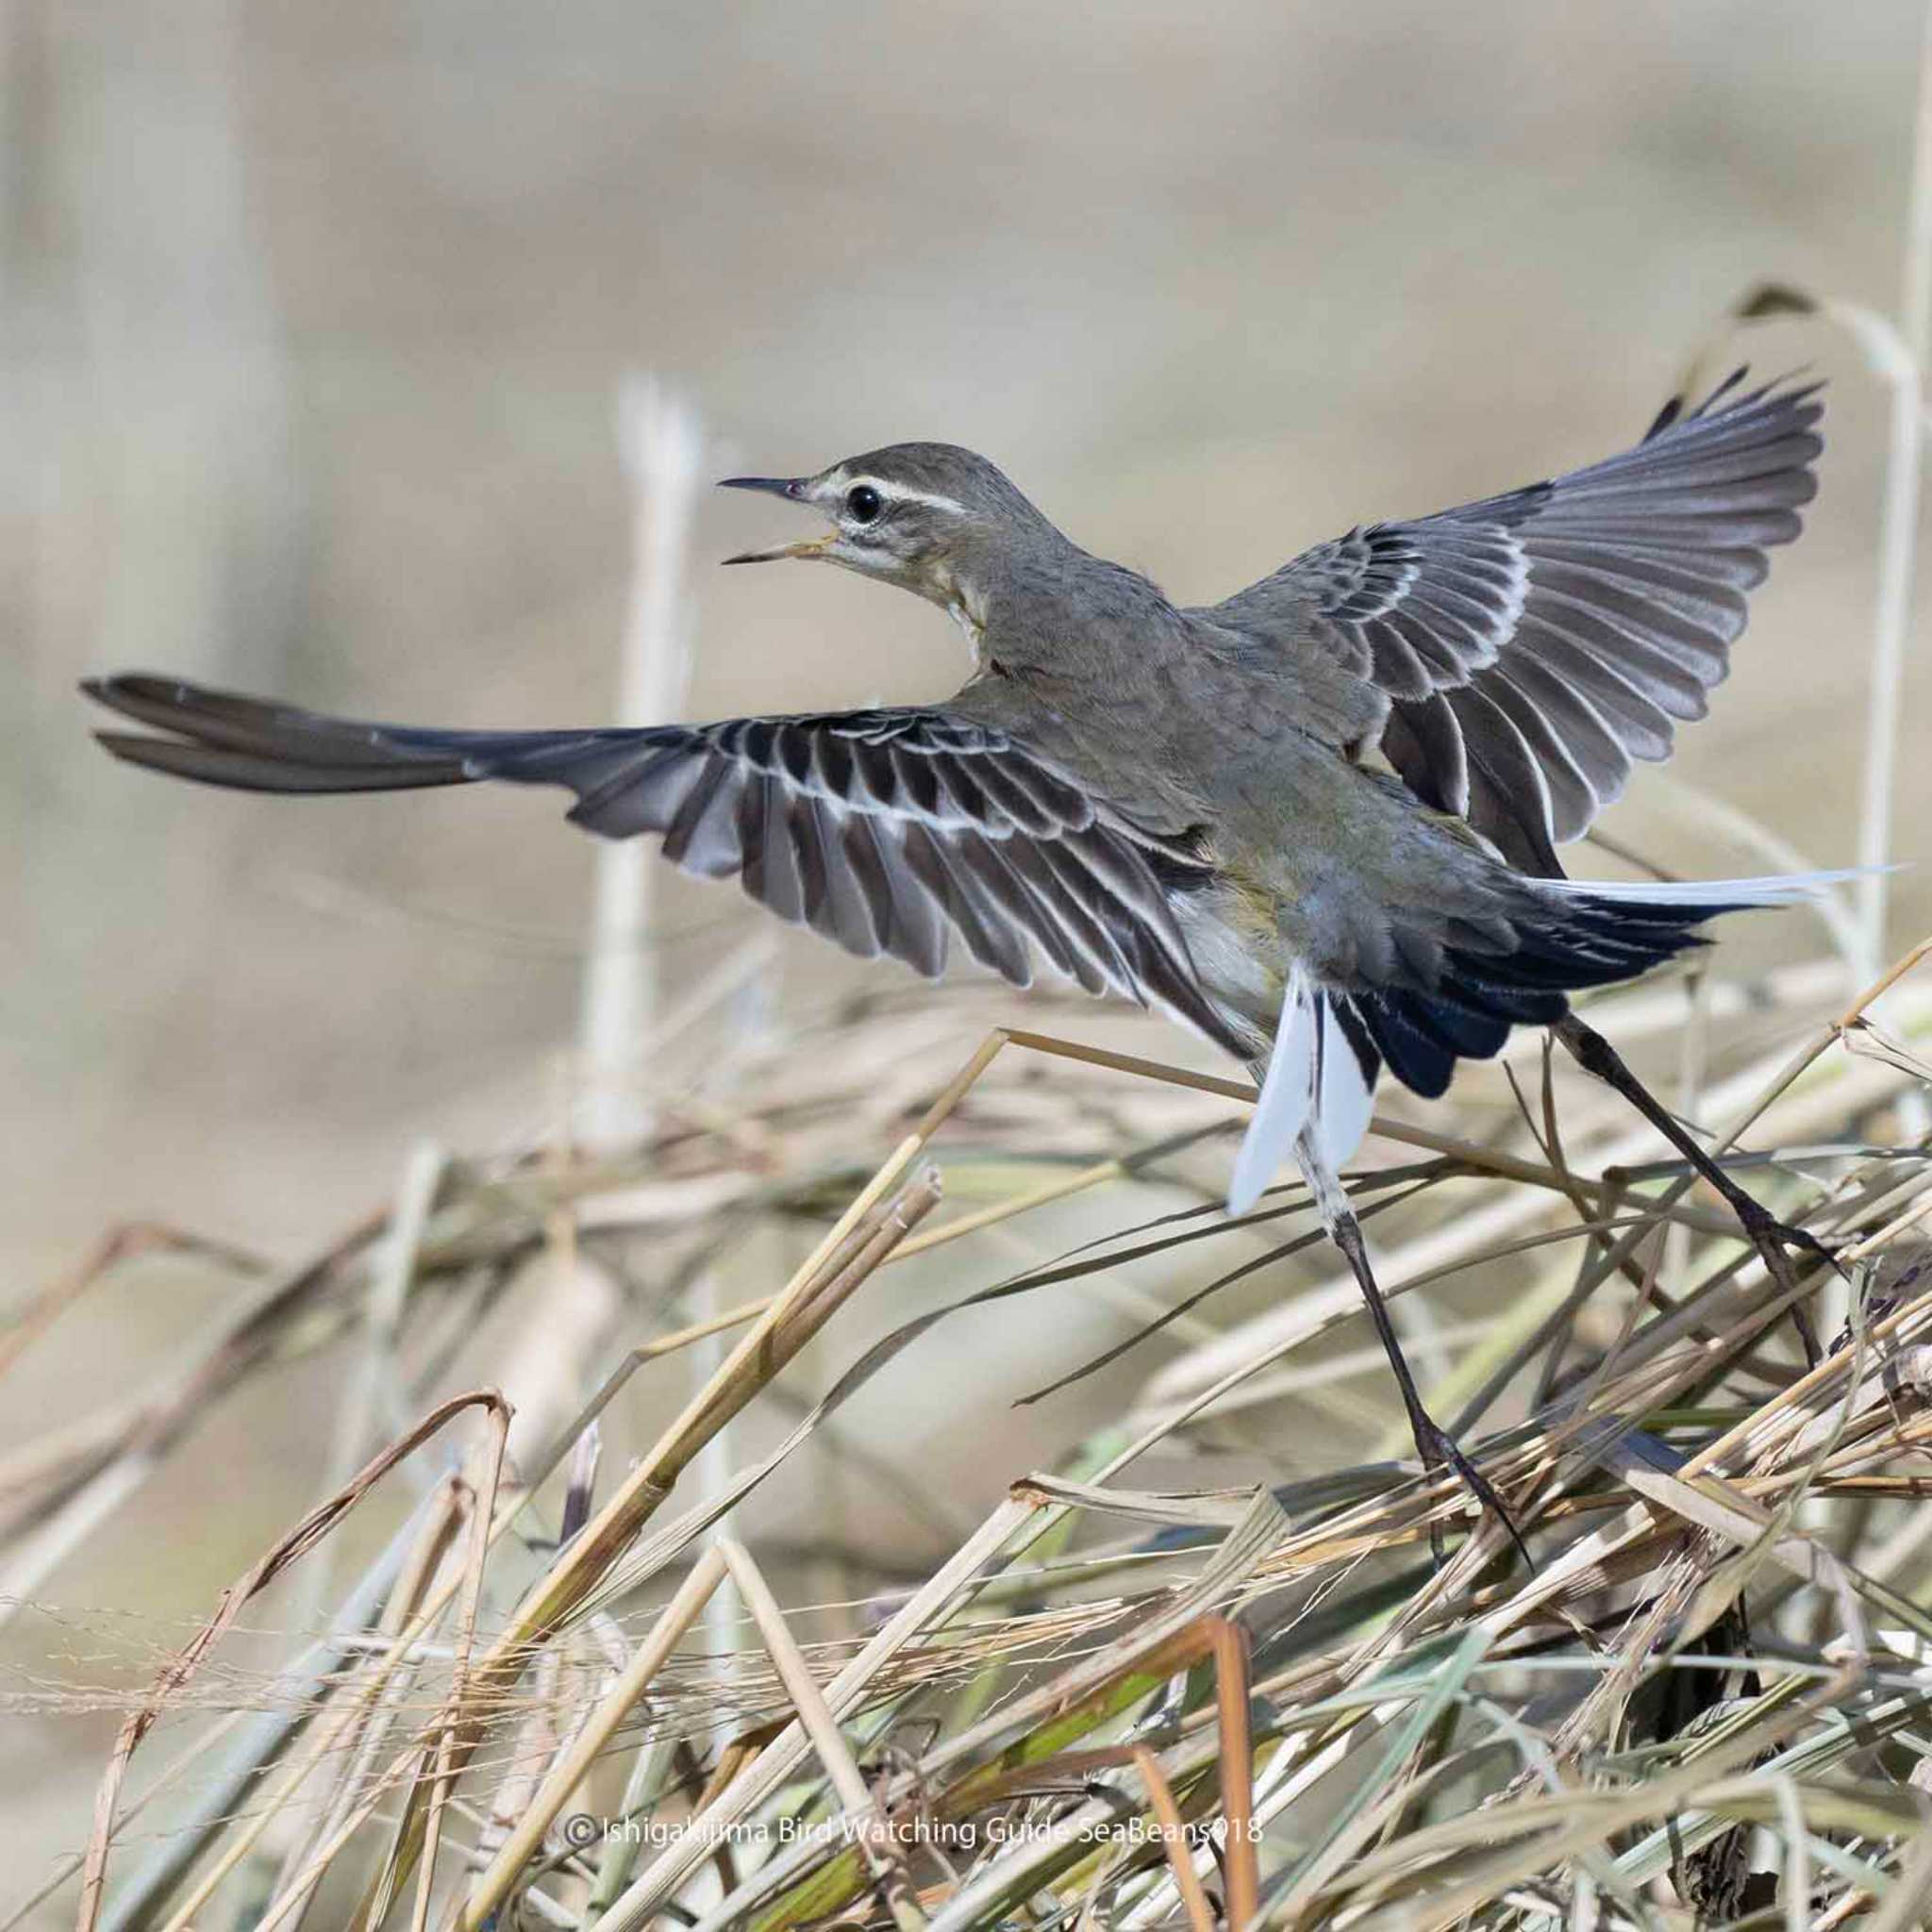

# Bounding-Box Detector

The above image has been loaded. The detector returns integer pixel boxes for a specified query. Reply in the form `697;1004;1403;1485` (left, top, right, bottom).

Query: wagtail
84;371;1840;1550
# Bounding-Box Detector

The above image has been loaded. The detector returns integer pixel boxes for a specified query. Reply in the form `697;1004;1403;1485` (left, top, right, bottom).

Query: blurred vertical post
578;377;741;1675
576;377;702;1150
1857;1;1932;986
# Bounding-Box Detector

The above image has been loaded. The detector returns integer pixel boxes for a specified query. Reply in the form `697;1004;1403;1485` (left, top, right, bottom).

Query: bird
85;370;1840;1554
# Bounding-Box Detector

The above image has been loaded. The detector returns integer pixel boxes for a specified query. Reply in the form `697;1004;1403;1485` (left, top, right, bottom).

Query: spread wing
84;674;1242;1049
1208;374;1824;874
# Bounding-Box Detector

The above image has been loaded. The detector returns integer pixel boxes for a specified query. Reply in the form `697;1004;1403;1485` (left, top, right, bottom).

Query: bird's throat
935;568;991;666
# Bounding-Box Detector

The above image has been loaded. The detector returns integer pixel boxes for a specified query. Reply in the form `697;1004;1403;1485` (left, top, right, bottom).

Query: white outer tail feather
1227;865;1875;1217
1228;969;1314;1215
1228;975;1374;1216
1316;999;1374;1173
1538;866;1873;907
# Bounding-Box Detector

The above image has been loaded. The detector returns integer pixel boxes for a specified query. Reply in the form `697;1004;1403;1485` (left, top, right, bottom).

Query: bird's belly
1168;884;1283;1056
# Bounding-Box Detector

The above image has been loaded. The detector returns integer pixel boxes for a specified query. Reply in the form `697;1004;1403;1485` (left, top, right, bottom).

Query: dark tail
1340;875;1850;1101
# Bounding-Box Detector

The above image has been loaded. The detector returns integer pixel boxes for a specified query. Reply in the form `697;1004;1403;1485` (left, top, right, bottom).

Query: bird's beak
720;535;834;565
717;475;834;565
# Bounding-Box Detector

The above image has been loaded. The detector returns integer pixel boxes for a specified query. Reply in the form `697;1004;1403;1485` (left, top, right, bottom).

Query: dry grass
4;926;1932;1928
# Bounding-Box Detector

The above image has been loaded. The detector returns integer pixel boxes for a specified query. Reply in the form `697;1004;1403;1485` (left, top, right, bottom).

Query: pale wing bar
1214;375;1824;873
84;674;1241;1050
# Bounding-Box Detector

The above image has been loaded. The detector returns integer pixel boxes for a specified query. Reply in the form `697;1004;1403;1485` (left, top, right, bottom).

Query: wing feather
1208;375;1822;872
83;674;1241;1050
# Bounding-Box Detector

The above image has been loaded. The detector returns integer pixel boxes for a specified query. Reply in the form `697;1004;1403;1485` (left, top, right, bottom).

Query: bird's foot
1733;1198;1840;1368
1412;1416;1530;1573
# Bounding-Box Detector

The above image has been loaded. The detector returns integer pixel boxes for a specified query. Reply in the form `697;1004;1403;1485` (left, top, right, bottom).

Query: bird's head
719;442;1055;624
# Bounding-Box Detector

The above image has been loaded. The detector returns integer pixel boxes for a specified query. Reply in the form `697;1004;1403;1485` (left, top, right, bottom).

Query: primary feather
1208;374;1823;875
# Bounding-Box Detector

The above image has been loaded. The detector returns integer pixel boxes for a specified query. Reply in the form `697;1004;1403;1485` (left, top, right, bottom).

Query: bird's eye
845;484;883;525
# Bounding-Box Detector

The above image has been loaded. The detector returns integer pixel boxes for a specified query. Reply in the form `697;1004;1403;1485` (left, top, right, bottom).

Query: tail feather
1231;867;1862;1209
1315;995;1375;1174
1351;870;1861;1106
1229;978;1377;1214
1230;972;1315;1213
1538;868;1865;908
1343;990;1452;1099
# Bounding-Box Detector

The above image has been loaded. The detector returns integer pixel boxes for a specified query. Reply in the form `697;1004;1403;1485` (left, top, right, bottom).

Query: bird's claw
1742;1205;1840;1279
1734;1201;1840;1366
1413;1418;1531;1573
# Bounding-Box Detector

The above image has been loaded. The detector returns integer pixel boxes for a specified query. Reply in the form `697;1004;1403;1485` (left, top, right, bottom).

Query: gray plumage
84;373;1826;1203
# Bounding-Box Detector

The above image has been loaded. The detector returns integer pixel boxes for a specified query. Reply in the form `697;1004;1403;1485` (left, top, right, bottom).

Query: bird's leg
1552;1011;1830;1365
1292;1127;1528;1569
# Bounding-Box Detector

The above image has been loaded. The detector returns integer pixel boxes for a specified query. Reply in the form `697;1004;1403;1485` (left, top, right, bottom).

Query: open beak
720;535;834;565
717;475;834;565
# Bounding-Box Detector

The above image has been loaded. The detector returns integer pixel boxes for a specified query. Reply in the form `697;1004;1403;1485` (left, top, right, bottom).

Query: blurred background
7;0;1932;1908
